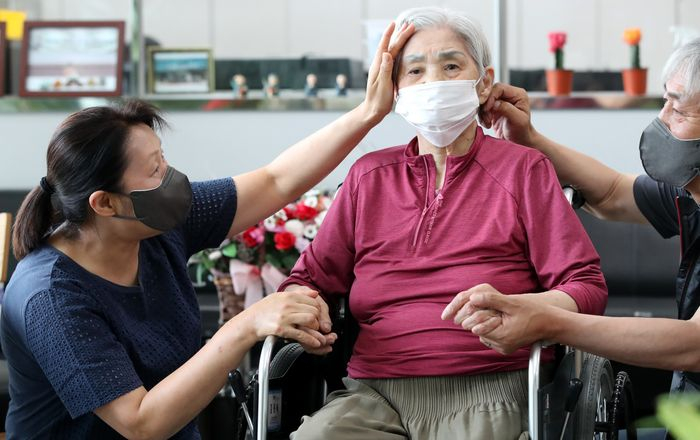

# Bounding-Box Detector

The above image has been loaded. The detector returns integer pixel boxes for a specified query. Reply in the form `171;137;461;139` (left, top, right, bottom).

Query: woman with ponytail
0;23;414;439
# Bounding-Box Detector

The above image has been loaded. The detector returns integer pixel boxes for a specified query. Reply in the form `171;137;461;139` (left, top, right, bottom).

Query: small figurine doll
335;73;348;96
230;74;248;99
264;73;280;98
304;73;319;97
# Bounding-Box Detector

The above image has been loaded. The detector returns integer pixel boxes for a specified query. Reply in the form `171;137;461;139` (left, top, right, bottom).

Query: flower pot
546;69;574;96
213;274;245;325
622;68;647;96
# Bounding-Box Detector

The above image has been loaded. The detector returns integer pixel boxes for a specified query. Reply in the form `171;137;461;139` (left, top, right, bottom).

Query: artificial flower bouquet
188;189;332;323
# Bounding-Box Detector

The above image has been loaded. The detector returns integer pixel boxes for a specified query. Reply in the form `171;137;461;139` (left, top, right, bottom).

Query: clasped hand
442;283;544;355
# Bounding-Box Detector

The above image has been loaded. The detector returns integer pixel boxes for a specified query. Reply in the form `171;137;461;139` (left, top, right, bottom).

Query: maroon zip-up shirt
280;127;607;378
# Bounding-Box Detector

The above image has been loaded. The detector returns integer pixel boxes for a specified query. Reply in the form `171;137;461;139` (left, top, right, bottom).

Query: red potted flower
622;28;647;96
546;31;574;96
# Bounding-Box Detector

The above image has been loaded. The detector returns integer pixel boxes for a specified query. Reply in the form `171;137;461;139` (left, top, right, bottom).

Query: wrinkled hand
296;293;338;355
478;83;537;147
243;290;326;348
441;283;504;335
468;291;550;355
361;21;415;124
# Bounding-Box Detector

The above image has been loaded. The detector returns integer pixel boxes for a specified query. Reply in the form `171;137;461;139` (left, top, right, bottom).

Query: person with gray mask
0;22;415;440
452;38;700;440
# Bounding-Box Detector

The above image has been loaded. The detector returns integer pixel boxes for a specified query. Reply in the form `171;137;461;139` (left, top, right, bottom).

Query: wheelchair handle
562;185;586;210
257;335;277;440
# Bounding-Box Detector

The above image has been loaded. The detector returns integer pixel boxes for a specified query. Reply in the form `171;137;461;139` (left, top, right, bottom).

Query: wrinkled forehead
397;26;471;62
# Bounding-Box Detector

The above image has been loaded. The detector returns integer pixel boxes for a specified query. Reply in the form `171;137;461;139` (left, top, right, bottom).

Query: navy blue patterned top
0;178;237;439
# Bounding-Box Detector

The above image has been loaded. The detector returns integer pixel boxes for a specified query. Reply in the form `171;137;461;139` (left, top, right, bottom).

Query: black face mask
639;117;700;187
114;166;193;231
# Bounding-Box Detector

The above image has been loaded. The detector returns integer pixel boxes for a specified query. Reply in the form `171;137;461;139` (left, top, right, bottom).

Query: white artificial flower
263;216;277;231
318;196;333;210
295;237;311;253
284;219;305;237
314;210;327;227
303;196;319;208
208;250;223;261
303;223;319;240
275;209;288;221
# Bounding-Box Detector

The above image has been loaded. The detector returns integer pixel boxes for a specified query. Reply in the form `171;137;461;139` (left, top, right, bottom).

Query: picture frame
19;21;125;97
147;48;214;94
0;22;6;97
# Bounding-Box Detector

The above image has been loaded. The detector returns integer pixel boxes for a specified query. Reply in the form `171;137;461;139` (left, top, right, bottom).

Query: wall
0;0;686;188
16;0;700;95
0;107;656;191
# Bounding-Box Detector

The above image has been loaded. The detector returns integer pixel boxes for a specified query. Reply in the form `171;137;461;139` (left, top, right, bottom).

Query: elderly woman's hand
360;21;415;124
442;284;554;354
441;283;504;333
467;289;553;355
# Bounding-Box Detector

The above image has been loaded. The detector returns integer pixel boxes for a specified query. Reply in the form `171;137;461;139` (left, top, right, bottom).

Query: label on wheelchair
268;389;282;432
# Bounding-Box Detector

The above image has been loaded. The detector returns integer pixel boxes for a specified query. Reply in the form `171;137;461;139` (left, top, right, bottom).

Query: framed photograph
148;48;214;94
19;21;125;97
0;22;6;97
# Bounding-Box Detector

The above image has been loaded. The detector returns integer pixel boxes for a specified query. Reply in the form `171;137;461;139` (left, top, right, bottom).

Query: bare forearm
266;104;380;202
99;317;257;439
142;325;254;436
529;131;645;223
523;289;579;312
548;308;700;372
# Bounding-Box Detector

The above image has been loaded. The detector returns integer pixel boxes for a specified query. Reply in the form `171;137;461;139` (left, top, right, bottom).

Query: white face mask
395;78;482;148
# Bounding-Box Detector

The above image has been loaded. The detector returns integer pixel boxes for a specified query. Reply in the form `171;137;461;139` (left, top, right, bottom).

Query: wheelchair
226;187;637;439
228;304;636;440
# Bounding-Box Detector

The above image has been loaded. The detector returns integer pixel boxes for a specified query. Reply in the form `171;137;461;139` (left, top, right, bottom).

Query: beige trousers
291;370;530;440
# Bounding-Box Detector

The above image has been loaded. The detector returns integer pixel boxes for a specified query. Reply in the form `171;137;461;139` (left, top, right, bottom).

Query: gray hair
662;37;700;101
392;7;492;78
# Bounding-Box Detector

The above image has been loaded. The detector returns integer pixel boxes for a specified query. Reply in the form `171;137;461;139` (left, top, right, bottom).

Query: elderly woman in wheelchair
276;6;608;440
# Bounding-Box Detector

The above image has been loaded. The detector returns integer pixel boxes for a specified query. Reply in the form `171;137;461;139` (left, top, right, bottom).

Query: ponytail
12;185;55;260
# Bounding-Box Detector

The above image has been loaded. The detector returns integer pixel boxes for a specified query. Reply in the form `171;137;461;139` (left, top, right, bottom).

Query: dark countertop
0;92;664;113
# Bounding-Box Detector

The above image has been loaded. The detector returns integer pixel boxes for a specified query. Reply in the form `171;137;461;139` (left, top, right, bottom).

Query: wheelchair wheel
572;353;614;439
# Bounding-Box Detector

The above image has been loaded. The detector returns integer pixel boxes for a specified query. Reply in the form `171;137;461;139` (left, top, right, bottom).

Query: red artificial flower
274;231;296;251
283;206;296;219
241;227;259;248
548;32;567;52
295;203;318;221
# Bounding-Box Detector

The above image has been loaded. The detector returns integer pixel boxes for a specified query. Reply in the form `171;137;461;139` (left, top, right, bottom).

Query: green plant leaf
281;251;301;270
658;395;700;439
221;243;238;258
266;253;282;268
